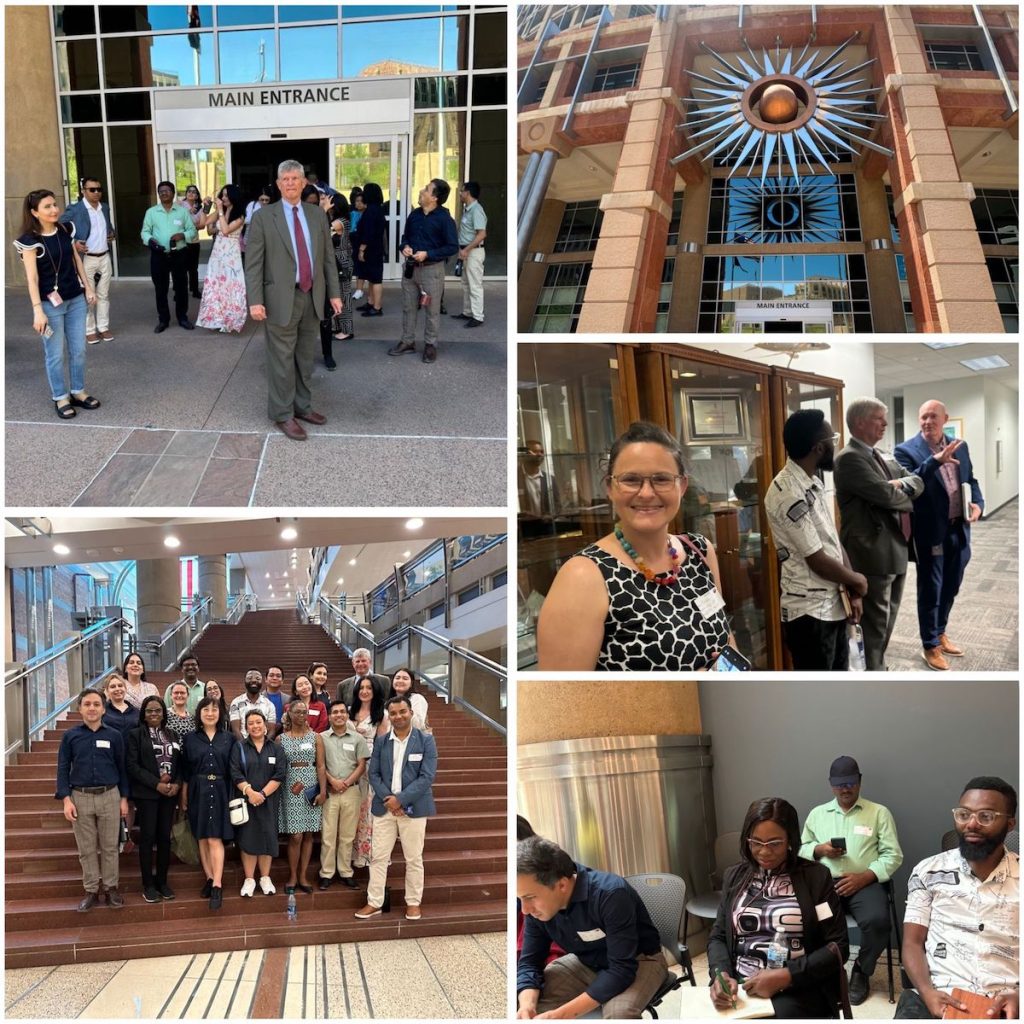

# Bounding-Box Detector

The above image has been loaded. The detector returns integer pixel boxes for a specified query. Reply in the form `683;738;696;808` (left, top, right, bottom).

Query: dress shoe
354;904;381;919
100;330;115;341
450;312;469;320
294;410;327;426
938;633;964;656
405;907;422;920
78;891;100;912
178;318;194;330
274;418;308;441
296;883;314;895
340;876;358;889
87;331;101;345
422;344;437;364
923;647;950;671
848;964;870;1006
154;322;170;333
106;888;125;908
324;356;337;370
355;301;371;311
463;318;483;328
143;886;161;903
318;877;332;891
158;883;175;900
388;342;416;357
209;886;223;911
360;307;382;317
200;878;214;898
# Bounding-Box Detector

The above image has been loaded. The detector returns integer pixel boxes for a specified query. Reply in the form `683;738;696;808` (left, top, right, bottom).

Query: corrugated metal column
517;149;560;271
973;5;1018;114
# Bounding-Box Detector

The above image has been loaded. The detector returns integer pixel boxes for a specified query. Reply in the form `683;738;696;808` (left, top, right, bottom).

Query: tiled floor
5;934;507;1019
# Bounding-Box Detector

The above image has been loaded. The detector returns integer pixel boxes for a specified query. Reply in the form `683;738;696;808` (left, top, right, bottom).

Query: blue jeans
915;521;970;647
41;292;87;400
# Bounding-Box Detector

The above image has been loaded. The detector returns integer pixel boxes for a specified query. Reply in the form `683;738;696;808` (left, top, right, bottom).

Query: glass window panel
56;39;100;91
415;76;468;108
216;5;275;27
850;280;869;301
100;6;213;32
473;11;505;69
218;29;277;84
108;124;156;276
780;255;803;281
343;6;454;18
472;73;506;106
333;141;392;199
105;35;214;88
62;127;107;206
60;94;103;123
105;91;151;121
278;5;339;22
847;254;866;280
985;195;1019;245
413;111;464;192
759;255;782;282
55;6;96;36
342;16;467;77
805;254;841;280
280;26;338;80
468;108;506;275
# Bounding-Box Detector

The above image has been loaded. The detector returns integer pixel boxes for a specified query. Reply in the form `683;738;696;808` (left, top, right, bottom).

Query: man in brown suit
245;159;342;441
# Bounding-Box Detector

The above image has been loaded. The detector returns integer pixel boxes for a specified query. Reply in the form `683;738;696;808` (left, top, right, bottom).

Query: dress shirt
927;437;964;519
55;723;129;798
400;206;459;263
765;458;846;622
799;796;904;882
904;848;1019;995
141;203;197;251
458;200;487;246
102;702;140;737
517;863;663;1005
228;693;278;737
281;199;314;285
323;724;370;779
390;729;411;796
163;679;206;715
85;202;107;252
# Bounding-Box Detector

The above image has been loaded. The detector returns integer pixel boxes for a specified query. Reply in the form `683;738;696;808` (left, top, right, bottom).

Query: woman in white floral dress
196;183;247;334
349;678;388;868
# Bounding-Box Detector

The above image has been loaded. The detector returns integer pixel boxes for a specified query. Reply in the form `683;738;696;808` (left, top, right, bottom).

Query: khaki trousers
83;252;112;332
367;812;427;908
536;952;668;1019
319;786;362;879
265;287;319;422
400;261;445;348
460;247;485;321
71;786;121;892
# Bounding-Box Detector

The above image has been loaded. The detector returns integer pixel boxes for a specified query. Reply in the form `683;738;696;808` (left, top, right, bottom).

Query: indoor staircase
5;609;507;967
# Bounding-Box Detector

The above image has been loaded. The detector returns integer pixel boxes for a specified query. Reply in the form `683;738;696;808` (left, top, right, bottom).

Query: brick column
577;16;680;333
883;6;1003;332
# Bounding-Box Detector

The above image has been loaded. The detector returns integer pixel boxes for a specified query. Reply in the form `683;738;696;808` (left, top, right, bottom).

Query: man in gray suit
336;648;390;707
834;397;923;670
245;159;342;441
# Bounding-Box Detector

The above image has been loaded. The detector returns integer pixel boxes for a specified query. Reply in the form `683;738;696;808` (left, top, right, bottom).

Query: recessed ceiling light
922;342;966;349
405;518;423;530
960;355;1010;371
53;543;70;556
285;584;291;589
265;572;270;578
282;571;288;577
112;546;124;554
164;536;181;548
337;577;344;585
348;558;357;565
280;527;298;541
680;371;698;378
403;551;411;558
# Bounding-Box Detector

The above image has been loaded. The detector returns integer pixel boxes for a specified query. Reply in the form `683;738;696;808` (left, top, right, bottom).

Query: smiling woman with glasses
707;797;848;1018
536;420;738;671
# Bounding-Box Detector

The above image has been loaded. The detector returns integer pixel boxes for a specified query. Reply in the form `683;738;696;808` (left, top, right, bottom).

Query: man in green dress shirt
141;180;197;332
800;755;903;1005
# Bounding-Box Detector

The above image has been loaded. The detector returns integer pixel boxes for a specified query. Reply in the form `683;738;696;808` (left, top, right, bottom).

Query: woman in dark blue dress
354;182;386;317
180;697;234;910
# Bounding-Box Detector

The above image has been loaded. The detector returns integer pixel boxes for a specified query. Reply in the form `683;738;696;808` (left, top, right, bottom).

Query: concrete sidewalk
5;281;506;507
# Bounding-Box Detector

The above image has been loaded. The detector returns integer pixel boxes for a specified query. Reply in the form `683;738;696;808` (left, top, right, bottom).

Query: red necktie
874;450;912;542
292;206;313;293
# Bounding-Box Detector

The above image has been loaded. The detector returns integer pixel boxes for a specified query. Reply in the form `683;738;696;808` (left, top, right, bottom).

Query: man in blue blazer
894;399;984;671
59;176;116;342
355;695;437;921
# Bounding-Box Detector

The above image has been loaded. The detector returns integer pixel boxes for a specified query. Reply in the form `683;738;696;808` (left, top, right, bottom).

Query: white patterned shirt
904;847;1019;995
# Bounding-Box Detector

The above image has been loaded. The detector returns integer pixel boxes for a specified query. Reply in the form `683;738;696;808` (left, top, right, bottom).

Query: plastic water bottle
766;928;788;970
286;893;297;922
848;624;866;671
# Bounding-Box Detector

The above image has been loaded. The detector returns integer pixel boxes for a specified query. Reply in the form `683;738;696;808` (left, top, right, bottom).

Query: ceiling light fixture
348;558;357;565
53;543;70;556
405;518;423;530
280;526;298;541
164;536;181;549
960;355;1010;371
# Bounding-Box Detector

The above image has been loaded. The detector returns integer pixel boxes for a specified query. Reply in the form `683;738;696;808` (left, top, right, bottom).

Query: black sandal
70;393;101;410
54;400;76;420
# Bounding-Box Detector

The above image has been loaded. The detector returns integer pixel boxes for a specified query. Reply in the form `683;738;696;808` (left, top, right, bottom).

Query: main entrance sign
672;35;893;181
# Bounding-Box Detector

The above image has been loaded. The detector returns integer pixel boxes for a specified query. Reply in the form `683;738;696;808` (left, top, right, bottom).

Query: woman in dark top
308;661;333;711
204;680;230;731
354;181;386;316
13;189;100;419
180;697;235;910
126;695;182;903
102;674;140;736
708;797;848;1019
229;709;287;897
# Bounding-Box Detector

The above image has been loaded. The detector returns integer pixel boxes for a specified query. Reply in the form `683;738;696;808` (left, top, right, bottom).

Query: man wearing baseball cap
799;755;903;1005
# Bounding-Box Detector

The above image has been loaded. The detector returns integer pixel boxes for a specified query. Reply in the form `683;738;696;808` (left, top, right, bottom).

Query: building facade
517;5;1018;334
6;4;507;280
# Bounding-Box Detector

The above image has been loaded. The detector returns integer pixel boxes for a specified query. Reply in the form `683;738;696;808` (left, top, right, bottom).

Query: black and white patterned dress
579;533;731;671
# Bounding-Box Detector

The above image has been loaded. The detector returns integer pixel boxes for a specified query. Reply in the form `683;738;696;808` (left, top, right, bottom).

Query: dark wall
698;679;1019;916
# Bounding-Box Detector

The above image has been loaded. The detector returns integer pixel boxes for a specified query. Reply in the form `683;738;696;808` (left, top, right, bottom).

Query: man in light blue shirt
140;181;197;332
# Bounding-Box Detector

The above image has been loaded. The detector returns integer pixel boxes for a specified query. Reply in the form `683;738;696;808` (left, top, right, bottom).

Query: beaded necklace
614;522;681;586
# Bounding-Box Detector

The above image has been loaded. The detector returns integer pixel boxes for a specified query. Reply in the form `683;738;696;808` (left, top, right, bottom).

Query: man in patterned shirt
897;777;1018;1019
764;409;868;670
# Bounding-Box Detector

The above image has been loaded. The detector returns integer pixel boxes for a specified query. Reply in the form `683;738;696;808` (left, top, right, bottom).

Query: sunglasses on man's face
85;187;103;192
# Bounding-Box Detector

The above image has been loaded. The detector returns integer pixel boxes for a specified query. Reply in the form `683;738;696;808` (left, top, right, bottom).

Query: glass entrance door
734;314;834;333
332;136;407;281
158;145;228;276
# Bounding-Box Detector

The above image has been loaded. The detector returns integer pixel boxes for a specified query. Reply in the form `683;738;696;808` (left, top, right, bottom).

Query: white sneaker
258;876;276;895
352;289;364;300
240;877;256;897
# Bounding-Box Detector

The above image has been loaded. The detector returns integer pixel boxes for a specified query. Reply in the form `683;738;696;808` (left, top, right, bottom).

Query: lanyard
42;230;64;294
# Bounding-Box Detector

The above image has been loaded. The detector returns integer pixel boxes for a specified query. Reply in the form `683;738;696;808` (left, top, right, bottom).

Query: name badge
854;825;873;837
308;708;320;716
409;753;423;762
815;902;834;922
268;756;277;764
343;743;355;751
695;587;726;619
96;739;111;748
578;928;606;942
170;742;179;750
300;742;313;751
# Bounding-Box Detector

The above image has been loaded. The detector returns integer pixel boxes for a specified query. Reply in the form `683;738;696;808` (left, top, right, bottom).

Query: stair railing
137;596;214;671
225;591;257;625
4;615;131;761
317;596;506;737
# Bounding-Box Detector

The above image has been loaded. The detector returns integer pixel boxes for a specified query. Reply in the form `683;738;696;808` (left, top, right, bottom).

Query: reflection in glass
100;6;213;32
473;11;505;68
56;39;100;91
342;5;454;18
414;76;467;109
280;26;338;80
278;5;340;23
105;92;152;121
468;109;506;275
108;124;156;276
218;29;277;84
413;111;463;190
215;5;275;27
63;127;107;207
60;94;103;123
403;542;445;596
55;5;96;36
335;141;392;198
471;73;506;106
341;17;466;77
103;34;216;88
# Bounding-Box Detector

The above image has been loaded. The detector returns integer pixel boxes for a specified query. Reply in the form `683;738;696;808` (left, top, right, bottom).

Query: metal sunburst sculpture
672;34;893;181
728;176;841;243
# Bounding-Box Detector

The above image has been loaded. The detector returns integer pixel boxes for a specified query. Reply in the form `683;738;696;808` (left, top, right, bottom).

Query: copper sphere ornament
759;83;799;124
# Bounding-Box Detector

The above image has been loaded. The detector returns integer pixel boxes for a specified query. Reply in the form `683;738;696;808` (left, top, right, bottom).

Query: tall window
924;42;985;71
591;62;640;92
972;188;1019;246
553;200;604;253
986;257;1019;333
531;263;593;333
654;257;674;332
894;254;916;333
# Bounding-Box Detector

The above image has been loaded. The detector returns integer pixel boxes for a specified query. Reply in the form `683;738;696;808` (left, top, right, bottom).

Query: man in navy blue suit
355;695;437;921
894;400;984;671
